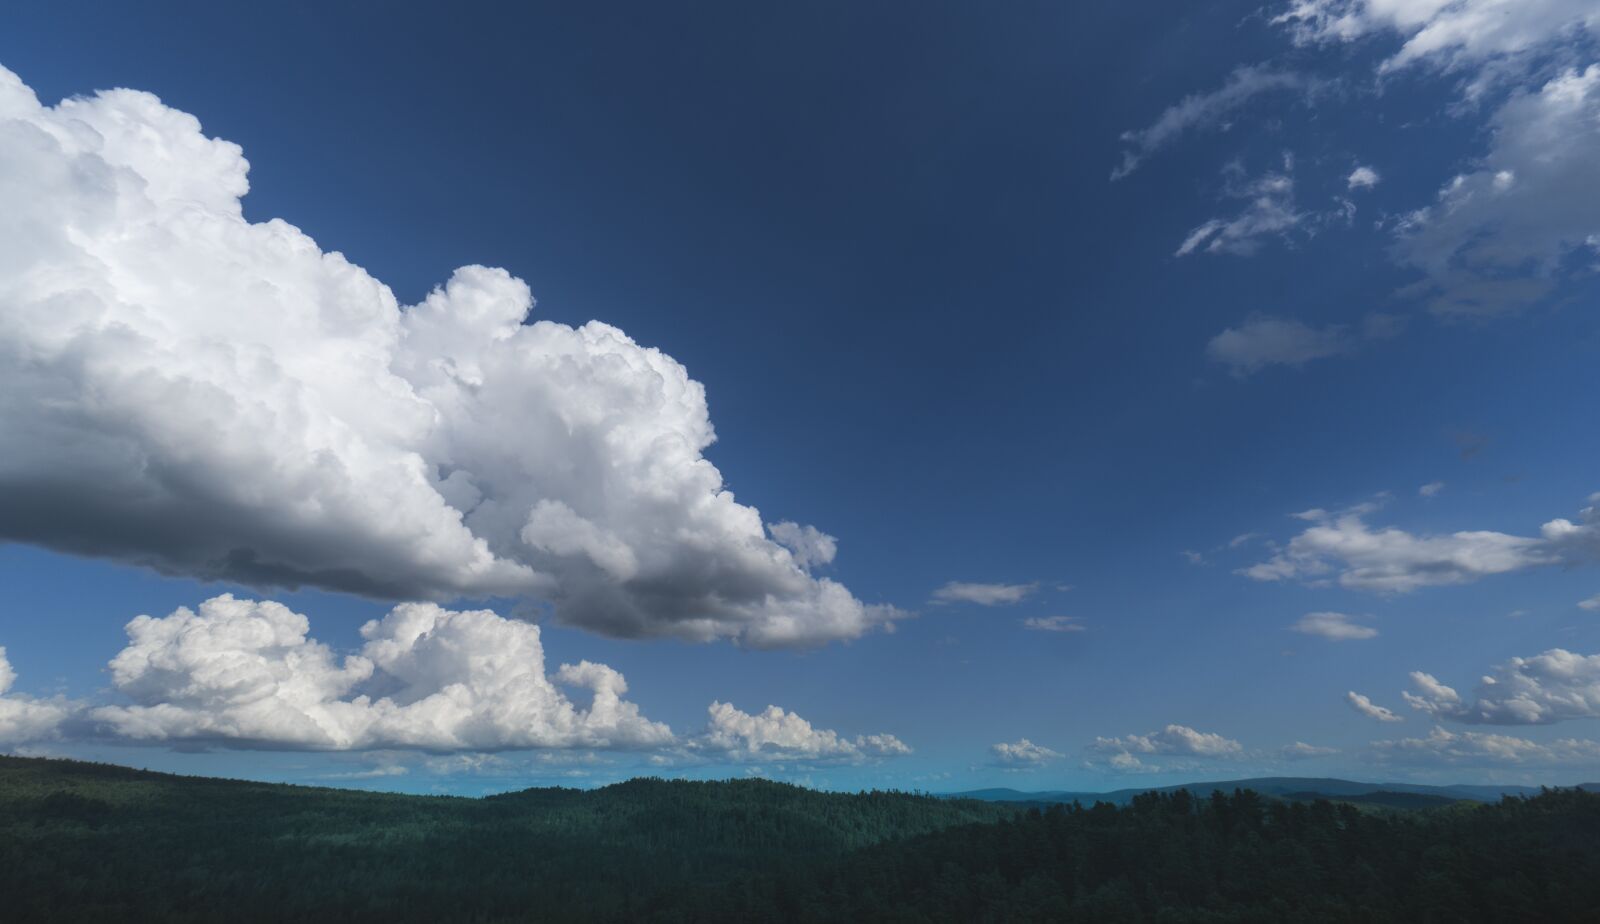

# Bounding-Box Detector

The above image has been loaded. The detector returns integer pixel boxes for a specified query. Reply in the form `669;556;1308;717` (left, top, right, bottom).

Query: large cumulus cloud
0;64;896;646
90;595;674;751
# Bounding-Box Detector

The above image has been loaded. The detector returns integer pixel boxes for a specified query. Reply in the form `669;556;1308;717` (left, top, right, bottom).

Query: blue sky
2;1;1600;794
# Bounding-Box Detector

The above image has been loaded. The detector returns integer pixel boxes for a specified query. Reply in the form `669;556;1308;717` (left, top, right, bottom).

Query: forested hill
0;755;1010;922
6;756;1600;922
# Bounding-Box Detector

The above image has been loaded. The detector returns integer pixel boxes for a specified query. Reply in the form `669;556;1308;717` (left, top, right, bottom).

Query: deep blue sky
2;1;1599;793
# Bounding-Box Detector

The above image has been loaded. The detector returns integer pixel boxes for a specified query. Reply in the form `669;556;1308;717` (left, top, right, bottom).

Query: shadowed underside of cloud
0;64;899;647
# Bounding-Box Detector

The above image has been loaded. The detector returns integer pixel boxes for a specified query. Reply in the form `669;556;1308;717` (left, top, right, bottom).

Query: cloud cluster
1240;501;1600;592
1270;4;1600;316
1369;725;1600;767
1403;650;1600;725
1091;724;1243;771
2;594;916;762
931;581;1038;606
1347;690;1405;722
696;701;911;763
1275;0;1600;74
990;738;1062;767
91;595;673;751
0;648;72;746
0;64;893;648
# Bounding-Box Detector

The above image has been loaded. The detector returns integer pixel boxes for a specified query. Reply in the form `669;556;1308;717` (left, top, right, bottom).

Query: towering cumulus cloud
0;65;895;646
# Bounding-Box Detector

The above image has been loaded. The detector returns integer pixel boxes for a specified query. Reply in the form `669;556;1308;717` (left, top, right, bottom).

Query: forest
4;755;1599;922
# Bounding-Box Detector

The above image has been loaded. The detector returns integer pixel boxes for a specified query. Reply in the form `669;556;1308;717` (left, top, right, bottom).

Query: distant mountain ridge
946;776;1598;806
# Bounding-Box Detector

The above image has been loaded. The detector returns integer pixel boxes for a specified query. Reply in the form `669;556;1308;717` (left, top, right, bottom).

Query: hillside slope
0;755;1010;923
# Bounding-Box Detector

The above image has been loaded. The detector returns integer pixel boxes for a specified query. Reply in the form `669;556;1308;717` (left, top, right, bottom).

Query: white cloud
991;738;1063;767
695;701;911;763
1403;650;1600;725
932;581;1038;606
1274;0;1600;75
1369;725;1600;767
765;522;838;570
1347;690;1405;722
1181;549;1207;565
1113;65;1312;180
1419;481;1445;497
1280;741;1340;759
1347;165;1381;189
91;594;674;751
0;647;72;746
1394;66;1600;316
1242;504;1576;592
1021;616;1085;633
1092;724;1243;758
0;64;895;648
1292;611;1379;640
1580;594;1600;612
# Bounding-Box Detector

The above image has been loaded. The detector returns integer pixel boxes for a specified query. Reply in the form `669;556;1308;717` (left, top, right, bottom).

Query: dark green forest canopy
4;756;1600;922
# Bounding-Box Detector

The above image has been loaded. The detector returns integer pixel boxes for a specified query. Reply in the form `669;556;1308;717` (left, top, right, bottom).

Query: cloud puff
1580;594;1600;612
1402;650;1600;725
1395;66;1600;316
990;738;1063;767
1347;165;1381;189
1348;690;1404;723
1021;616;1084;633
1206;316;1351;374
1112;65;1312;180
1419;481;1445;498
1241;503;1585;592
931;581;1038;606
765;522;838;570
695;701;911;763
90;594;673;751
1292;612;1378;640
1369;725;1600;767
0;64;895;648
0;647;72;746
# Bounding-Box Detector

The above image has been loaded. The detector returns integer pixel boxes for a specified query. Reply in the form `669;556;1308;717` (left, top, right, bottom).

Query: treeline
4;756;1600;922
676;786;1600;922
0;756;1008;922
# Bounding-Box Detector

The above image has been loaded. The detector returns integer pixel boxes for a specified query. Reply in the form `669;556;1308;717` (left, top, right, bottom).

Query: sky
1;0;1599;795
